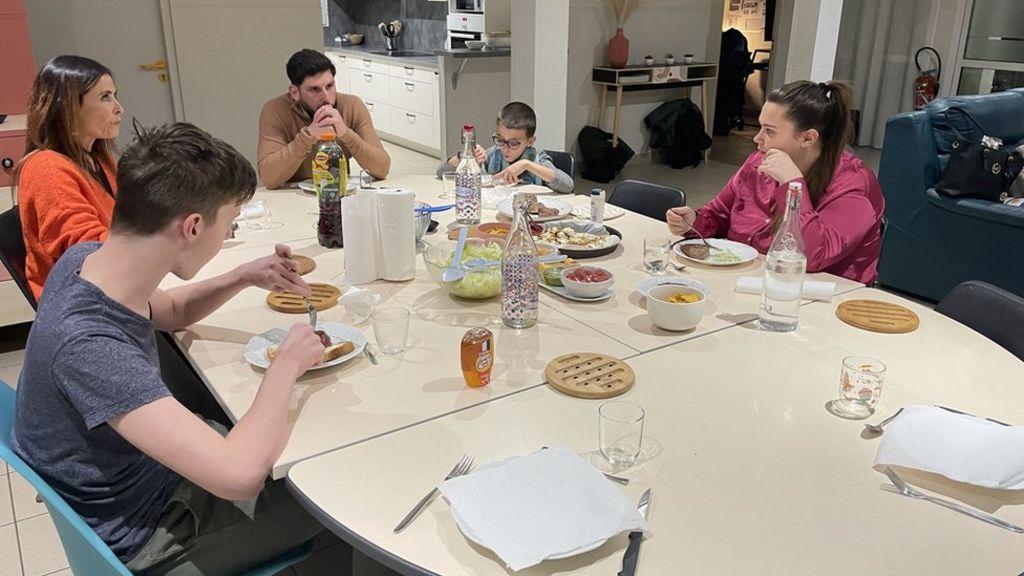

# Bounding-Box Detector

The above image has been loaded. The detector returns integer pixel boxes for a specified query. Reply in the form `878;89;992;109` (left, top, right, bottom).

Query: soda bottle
455;124;482;225
758;182;807;332
312;132;346;248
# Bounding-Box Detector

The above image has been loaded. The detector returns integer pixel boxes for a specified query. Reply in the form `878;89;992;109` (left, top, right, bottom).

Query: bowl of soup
646;285;706;331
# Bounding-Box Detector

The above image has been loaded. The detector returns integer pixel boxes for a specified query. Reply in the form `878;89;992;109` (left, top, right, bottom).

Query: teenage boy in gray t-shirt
11;123;330;574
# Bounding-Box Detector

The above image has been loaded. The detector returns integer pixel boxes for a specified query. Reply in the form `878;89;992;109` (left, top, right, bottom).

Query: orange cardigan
18;150;117;299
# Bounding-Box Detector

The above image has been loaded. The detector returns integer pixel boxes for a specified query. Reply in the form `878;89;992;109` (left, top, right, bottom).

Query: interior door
23;0;177;150
161;0;324;166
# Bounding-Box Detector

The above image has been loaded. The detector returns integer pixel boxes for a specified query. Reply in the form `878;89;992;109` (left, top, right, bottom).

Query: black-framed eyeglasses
492;134;524;150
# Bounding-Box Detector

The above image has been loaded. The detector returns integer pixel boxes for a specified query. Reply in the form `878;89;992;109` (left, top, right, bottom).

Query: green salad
443;243;503;299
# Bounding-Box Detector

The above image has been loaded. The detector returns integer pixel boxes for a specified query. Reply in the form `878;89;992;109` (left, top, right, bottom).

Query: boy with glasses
438;101;574;193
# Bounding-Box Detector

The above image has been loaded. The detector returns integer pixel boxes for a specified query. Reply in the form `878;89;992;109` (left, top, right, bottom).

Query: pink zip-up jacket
693;150;884;284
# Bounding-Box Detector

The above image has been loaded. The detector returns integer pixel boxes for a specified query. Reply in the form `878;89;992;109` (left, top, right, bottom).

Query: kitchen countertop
325;45;440;70
436;47;511;59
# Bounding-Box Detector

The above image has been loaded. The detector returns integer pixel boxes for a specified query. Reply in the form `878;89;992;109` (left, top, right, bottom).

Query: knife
617;489;651;576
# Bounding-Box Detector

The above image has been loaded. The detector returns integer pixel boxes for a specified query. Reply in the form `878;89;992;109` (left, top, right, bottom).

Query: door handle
404;82;415;90
139;59;167;71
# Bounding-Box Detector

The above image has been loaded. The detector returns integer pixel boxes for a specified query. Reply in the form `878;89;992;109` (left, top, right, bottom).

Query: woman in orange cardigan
17;55;123;300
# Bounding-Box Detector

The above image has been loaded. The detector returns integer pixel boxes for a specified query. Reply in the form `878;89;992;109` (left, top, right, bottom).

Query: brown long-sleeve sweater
256;92;390;188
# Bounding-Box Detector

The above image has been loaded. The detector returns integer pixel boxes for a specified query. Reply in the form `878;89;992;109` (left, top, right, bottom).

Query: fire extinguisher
913;47;941;110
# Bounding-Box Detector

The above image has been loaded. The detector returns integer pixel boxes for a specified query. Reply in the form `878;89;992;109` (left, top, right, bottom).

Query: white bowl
465;40;486;50
646;285;706;331
560;266;614;298
482;33;512;48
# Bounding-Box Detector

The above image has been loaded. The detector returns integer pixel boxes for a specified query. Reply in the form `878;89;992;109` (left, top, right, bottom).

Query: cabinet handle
366;102;374;110
406;113;416;122
404;82;415;90
404;66;414;74
364;73;373;81
363;59;372;65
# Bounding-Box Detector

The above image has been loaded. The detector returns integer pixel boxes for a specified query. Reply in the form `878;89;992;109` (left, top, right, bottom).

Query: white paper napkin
341;188;415;284
734;276;836;301
438;446;646;571
874;405;1024;490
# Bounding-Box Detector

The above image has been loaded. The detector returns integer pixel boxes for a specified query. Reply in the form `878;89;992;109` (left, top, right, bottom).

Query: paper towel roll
342;191;381;285
377;189;416;281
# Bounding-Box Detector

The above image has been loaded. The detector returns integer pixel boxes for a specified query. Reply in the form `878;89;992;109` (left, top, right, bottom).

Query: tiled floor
0;135;883;575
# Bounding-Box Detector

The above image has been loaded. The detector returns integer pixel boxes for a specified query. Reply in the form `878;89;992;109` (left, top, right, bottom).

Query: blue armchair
877;88;1024;301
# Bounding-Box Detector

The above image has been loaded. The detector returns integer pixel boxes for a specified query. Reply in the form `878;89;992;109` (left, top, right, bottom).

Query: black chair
936;281;1024;362
608;179;686;222
0;207;36;309
545;150;575;178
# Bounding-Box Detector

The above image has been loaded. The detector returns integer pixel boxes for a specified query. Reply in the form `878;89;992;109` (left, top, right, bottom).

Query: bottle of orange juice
460;328;494;388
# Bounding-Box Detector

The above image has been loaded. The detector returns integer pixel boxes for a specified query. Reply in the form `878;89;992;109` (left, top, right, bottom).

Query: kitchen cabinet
325;52;350;93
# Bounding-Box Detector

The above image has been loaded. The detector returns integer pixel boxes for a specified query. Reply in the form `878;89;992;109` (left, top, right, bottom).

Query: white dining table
286;286;1024;575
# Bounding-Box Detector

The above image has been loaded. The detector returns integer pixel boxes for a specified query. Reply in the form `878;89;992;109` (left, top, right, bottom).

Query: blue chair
877;88;1024;301
0;380;313;576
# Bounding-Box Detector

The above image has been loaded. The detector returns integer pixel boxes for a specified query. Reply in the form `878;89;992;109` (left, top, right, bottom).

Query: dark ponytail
766;79;854;207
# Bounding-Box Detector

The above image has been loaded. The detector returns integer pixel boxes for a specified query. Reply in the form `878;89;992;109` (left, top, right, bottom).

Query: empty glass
643;237;670;275
240;198;280;230
372;307;410;355
599;401;645;470
827;356;887;419
440;171;457;199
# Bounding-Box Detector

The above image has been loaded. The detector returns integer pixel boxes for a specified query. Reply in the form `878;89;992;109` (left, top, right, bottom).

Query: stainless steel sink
369;50;435;58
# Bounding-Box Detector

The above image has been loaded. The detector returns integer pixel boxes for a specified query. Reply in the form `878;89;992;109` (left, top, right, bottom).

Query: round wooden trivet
545;352;635;399
836;299;919;334
290;255;316;276
266;282;340;313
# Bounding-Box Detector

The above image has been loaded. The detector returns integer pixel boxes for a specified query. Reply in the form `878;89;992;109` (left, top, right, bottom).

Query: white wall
566;0;719;155
511;0;570;152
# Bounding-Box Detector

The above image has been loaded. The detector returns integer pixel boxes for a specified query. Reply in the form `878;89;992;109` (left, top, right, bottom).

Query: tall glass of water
643;237;670;275
599;401;645;470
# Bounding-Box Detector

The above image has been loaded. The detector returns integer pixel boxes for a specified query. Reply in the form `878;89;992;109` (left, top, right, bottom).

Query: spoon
864;407;904;434
441;226;470;283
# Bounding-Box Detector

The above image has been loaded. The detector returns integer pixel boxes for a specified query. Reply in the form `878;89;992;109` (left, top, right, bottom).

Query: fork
393;454;474;533
304;297;317;329
882;467;1024;533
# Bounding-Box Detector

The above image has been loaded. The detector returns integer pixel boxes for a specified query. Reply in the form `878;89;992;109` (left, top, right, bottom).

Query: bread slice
266;340;355;364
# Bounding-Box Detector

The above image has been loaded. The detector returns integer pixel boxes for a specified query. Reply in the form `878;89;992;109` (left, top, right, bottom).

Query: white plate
496;197;573;222
540;282;614;302
636;276;710;298
298;179;359;194
571;204;625;220
243;322;367;371
673;238;758;266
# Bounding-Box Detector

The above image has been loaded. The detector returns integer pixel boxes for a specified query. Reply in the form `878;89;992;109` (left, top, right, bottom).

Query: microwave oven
453;0;484;13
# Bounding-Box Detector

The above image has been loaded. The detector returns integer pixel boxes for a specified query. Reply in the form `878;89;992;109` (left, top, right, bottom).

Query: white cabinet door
326;53;349;93
389;107;437;148
387;64;437;85
364;99;391;133
349;69;390;103
388;76;434;116
351;56;390;75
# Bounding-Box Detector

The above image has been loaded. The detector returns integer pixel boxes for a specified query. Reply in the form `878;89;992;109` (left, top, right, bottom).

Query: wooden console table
592;63;718;156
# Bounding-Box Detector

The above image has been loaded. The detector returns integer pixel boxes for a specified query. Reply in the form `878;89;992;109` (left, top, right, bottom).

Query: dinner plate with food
536;221;622;258
496;197;572;222
672;238;757;266
570;203;625;220
244;322;367;371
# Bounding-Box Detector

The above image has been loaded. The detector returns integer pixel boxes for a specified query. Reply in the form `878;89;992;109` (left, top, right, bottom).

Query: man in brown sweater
257;49;390;188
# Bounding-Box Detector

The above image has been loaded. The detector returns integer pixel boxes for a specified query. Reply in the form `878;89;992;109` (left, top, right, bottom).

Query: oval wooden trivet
836;299;919;334
290;255;316;276
266;282;340;313
545;352;635;399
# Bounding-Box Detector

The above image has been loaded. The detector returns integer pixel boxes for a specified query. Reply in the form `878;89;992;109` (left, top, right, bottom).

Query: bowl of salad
423;239;504;300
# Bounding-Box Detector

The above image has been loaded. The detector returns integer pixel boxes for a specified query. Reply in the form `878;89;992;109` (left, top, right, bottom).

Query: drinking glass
827;356;887;419
440;171;457;199
643;237;670;275
599;401;645;470
372;307;411;355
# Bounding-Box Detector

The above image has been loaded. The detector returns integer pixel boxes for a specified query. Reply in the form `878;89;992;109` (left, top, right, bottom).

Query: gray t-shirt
11;242;180;561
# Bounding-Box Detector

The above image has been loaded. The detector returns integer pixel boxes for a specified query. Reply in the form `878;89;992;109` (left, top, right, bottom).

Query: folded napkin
734;276;836;301
874;405;1024;490
342;188;416;284
438;446;646;571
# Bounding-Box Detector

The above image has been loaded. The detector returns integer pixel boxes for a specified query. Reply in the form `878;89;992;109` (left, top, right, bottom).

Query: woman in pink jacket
667;80;884;284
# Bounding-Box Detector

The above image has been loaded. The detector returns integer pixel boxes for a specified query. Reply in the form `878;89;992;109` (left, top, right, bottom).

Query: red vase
608;27;629;68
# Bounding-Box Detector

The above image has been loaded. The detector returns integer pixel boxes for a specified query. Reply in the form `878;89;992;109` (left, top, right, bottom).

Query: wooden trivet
545;353;635;399
290;255;315;276
836;299;919;334
266;282;340;313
